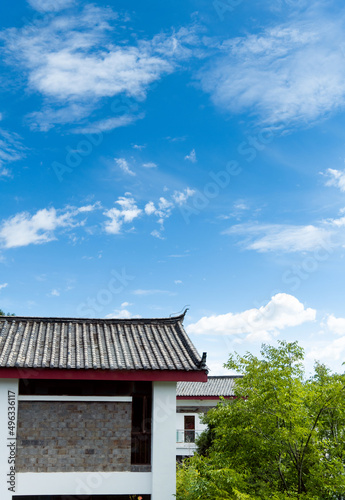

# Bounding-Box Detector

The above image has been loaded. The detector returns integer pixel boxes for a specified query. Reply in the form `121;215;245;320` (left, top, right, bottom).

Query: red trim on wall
177;396;234;400
0;367;207;382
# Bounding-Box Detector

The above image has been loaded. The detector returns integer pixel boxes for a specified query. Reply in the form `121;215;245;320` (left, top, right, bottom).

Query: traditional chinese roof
0;314;207;373
177;375;241;397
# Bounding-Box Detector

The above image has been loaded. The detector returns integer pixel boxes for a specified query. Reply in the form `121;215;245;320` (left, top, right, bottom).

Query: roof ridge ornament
170;306;189;321
199;352;207;369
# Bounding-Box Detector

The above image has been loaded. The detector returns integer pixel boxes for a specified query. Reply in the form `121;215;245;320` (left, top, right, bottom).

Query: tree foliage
0;309;15;316
176;341;345;499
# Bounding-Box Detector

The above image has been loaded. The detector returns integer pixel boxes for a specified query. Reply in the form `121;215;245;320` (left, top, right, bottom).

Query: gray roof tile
0;315;205;372
177;376;242;397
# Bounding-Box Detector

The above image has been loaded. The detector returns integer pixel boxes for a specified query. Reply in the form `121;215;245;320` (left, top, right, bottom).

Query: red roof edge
0;367;207;382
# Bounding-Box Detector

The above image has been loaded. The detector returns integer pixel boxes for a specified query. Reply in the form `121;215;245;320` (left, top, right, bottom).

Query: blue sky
1;0;345;375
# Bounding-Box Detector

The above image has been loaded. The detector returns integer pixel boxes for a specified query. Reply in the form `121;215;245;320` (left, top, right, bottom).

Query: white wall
176;412;208;457
151;381;176;500
0;379;18;500
16;471;152;495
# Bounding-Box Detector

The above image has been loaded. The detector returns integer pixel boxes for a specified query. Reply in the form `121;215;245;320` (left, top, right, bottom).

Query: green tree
0;309;15;316
176;341;345;500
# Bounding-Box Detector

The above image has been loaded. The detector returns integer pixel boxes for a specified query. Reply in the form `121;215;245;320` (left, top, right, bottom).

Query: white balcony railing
176;429;203;443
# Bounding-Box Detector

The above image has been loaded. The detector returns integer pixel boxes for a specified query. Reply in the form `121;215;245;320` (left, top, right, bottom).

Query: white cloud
234;201;249;211
145;189;195;234
133;144;146;150
306;336;345;364
327;314;345;335
73;114;143;134
145;197;173;227
132;289;175;296
27;0;75;12
27;103;95;132
0;283;8;290
0;129;26;175
144;201;156;216
188;293;316;338
2;6;198;129
104;195;142;234
0;204;98;248
224;223;332;253
151;229;165;239
323;168;345;192
199;15;345;128
174;280;183;285
206;360;230;376
105;308;141;319
115;158;135;176
0;169;12;178
142;162;157;168
50;289;60;297
121;301;132;308
77;203;101;213
184;149;196;163
0;208;72;248
172;188;195;205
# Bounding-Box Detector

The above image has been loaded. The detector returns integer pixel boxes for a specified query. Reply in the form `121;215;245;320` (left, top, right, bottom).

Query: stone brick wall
16;401;132;472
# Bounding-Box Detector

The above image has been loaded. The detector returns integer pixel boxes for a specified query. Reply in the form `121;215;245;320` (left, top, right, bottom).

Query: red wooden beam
0;367;207;382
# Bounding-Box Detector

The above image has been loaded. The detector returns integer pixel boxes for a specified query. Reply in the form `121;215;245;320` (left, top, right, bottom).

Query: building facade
176;376;240;460
0;314;207;500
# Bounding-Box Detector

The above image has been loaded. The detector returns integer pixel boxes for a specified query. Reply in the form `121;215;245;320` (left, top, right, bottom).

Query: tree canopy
0;309;15;316
176;341;345;500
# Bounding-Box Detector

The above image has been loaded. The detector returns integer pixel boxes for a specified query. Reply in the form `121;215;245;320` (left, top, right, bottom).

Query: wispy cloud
142;162;157;168
105;308;141;319
151;229;165;240
184;148;196;163
114;158;136;176
188;293;316;341
0;190;196;250
132;289;175;296
0;129;26;176
224;223;333;253
172;188;195;205
103;195;142;234
199;13;345;129
2;5;199;130
144;188;195;238
73;114;143;134
0;283;8;291
27;0;75;12
323;168;345;192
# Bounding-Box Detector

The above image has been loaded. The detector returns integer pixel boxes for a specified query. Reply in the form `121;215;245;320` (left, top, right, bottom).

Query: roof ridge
0;314;186;324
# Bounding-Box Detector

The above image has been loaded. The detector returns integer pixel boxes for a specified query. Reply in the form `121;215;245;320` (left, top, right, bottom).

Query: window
184;415;195;443
131;394;152;465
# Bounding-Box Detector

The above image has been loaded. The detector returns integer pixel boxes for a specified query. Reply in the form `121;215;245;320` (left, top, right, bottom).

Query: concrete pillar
151;381;176;500
0;379;18;500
